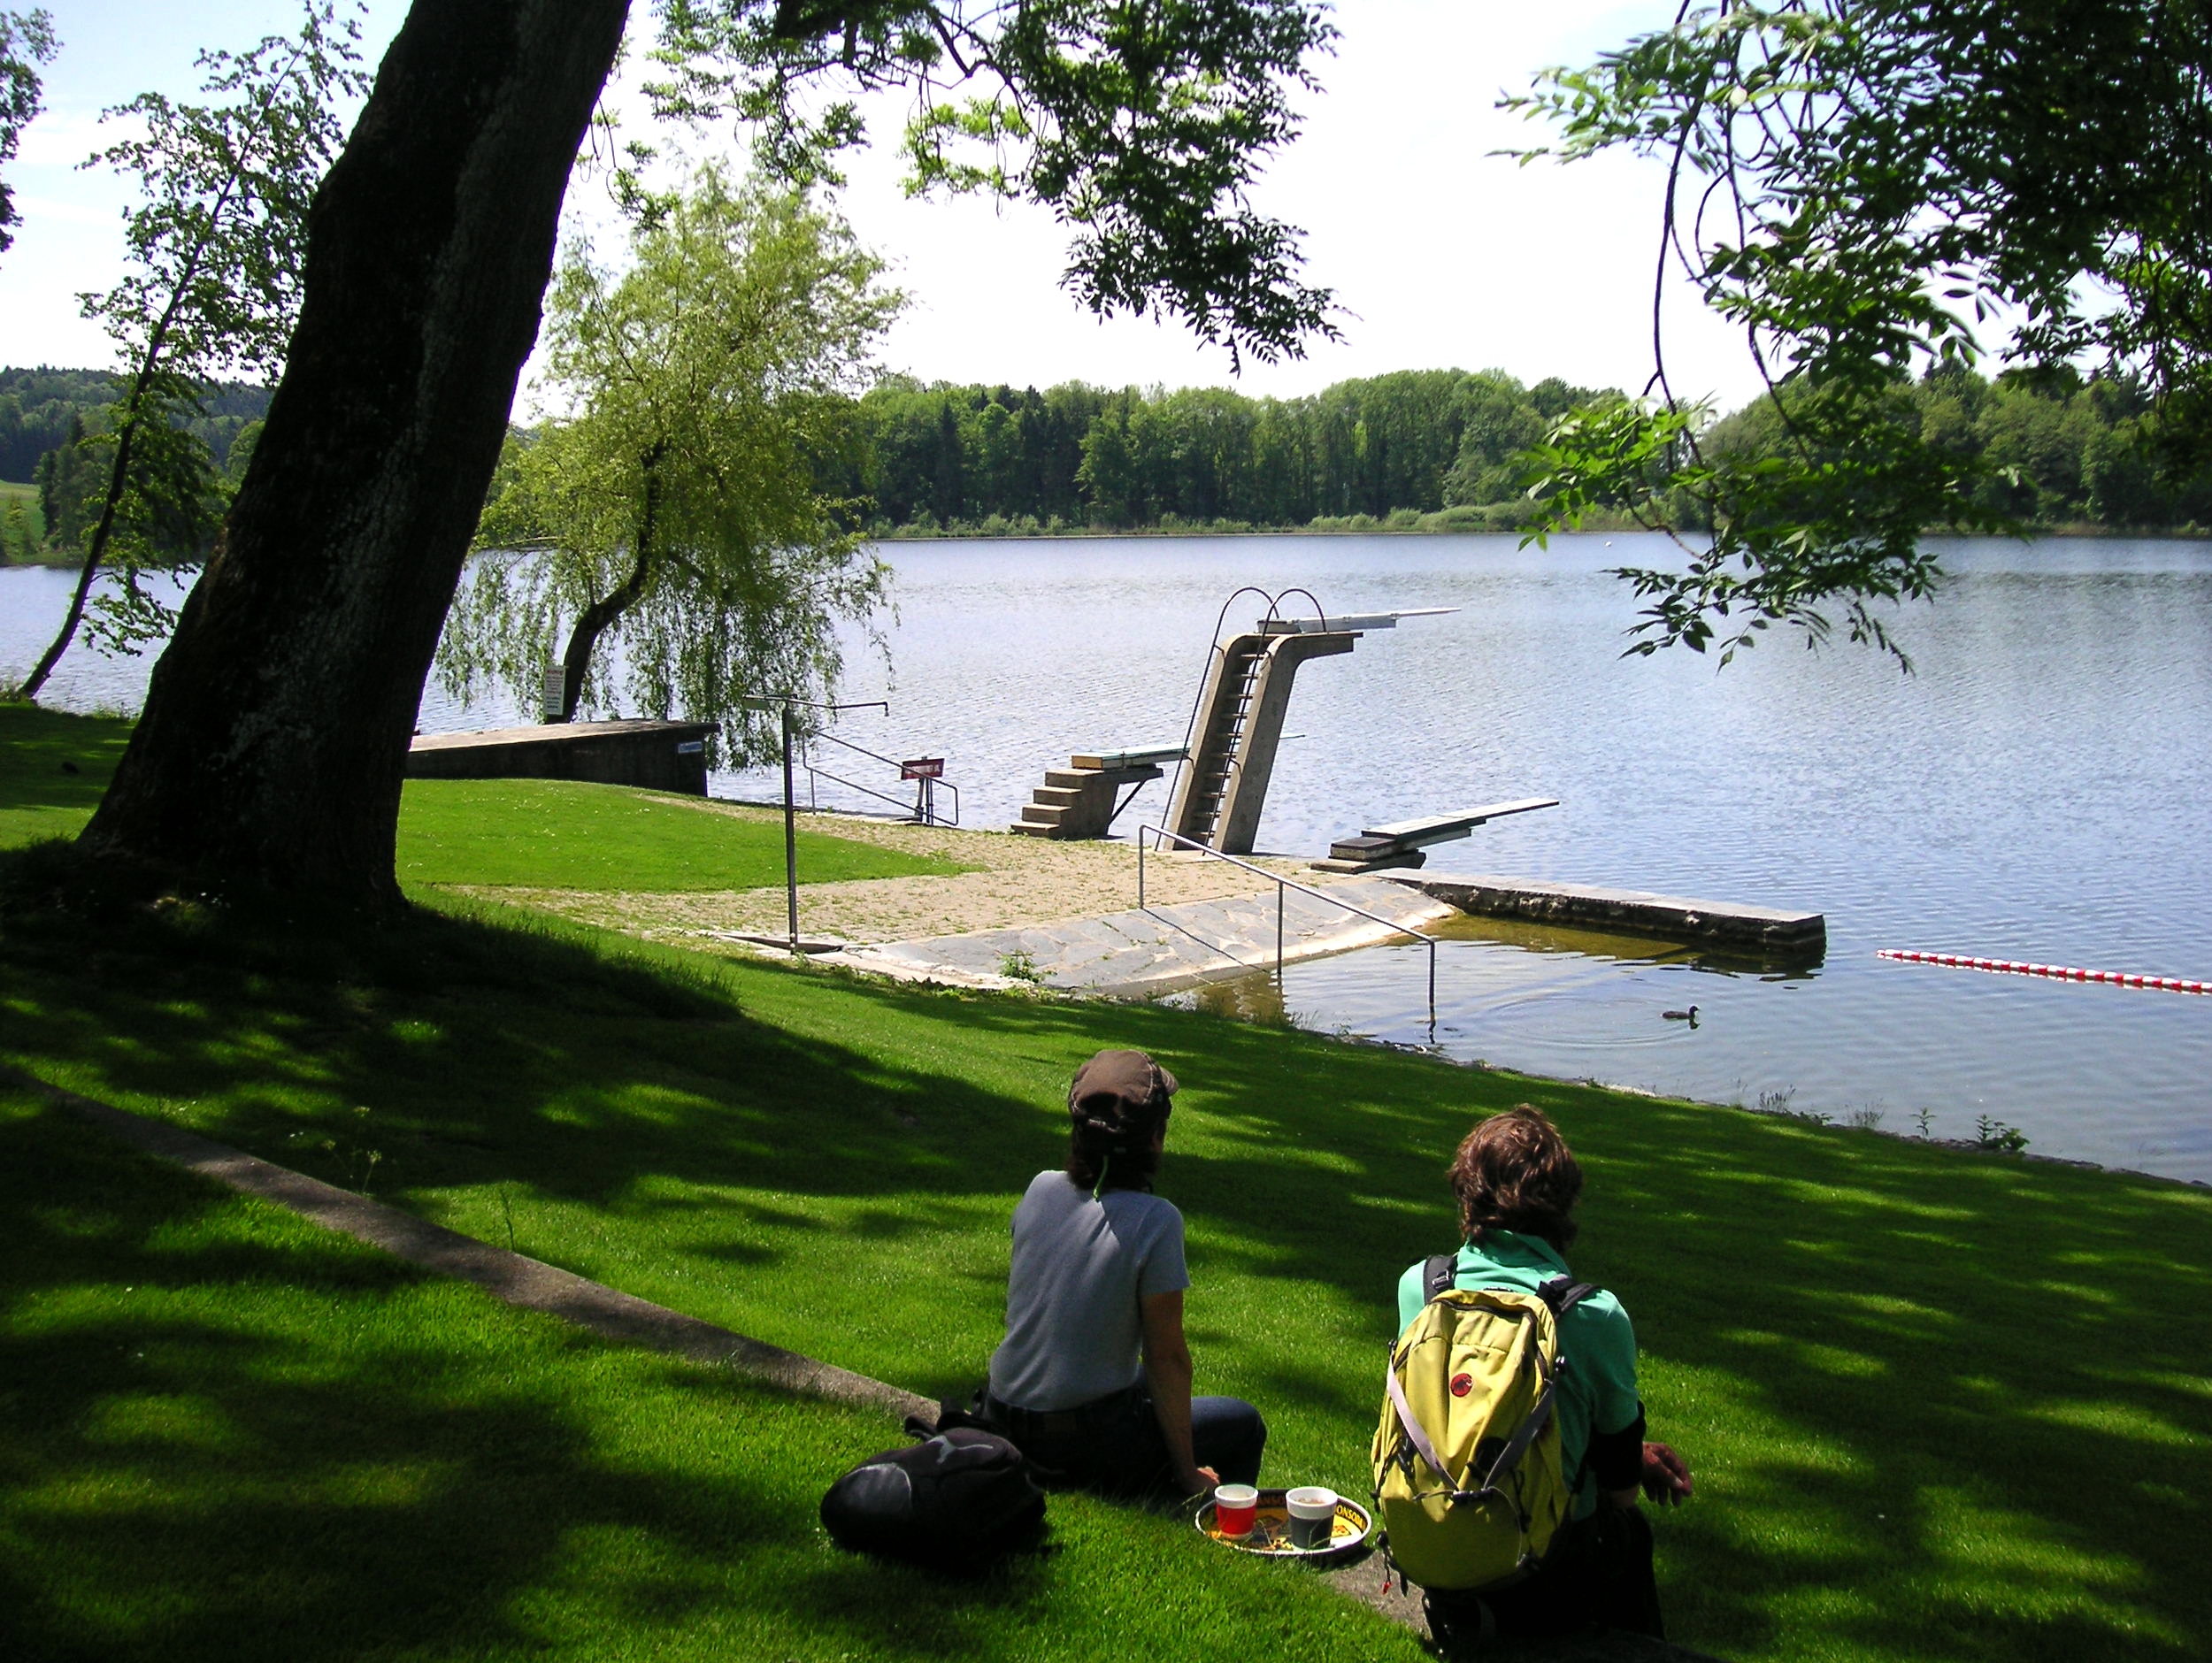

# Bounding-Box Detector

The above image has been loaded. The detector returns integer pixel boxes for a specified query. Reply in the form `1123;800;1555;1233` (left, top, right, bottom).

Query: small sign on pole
899;756;945;781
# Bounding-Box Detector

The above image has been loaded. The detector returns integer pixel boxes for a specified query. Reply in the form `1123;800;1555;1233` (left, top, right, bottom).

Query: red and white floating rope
1878;949;2209;994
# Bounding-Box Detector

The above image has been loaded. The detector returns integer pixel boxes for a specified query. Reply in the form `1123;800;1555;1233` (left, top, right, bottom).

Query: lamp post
740;694;888;954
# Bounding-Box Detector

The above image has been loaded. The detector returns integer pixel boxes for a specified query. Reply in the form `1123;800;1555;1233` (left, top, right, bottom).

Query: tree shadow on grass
4;880;2210;1659
0;706;130;820
0;1099;1189;1663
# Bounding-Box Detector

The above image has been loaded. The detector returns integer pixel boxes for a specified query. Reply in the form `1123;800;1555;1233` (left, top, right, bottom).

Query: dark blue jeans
989;1386;1266;1496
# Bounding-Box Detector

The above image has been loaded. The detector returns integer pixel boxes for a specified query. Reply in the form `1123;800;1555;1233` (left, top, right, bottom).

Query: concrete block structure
406;719;716;796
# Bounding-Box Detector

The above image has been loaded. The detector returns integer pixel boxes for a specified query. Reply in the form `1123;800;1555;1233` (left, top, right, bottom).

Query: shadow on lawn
4;880;2209;1659
0;704;131;818
0;1099;1072;1663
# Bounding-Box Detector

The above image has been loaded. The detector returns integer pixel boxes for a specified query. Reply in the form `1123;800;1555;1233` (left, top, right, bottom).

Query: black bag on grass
819;1414;1045;1570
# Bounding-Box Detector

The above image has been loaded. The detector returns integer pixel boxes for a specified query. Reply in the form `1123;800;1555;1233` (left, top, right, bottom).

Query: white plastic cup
1212;1483;1259;1538
1285;1485;1339;1550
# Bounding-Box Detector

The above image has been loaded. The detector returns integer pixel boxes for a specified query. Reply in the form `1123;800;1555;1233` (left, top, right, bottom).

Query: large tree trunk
79;0;631;909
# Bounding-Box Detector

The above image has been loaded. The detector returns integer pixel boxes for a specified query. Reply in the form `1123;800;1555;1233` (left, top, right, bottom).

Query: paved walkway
835;872;1456;993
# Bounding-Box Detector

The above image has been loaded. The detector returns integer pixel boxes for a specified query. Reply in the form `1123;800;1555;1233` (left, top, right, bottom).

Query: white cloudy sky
0;1;1763;410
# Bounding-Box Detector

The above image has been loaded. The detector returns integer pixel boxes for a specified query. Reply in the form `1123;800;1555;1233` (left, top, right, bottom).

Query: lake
6;533;2209;1183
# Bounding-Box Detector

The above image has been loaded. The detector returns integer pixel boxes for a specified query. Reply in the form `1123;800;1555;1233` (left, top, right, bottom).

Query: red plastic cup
1214;1483;1259;1538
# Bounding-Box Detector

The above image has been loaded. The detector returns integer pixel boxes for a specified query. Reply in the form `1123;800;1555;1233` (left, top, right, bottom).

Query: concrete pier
839;875;1455;994
407;719;717;796
1404;874;1825;955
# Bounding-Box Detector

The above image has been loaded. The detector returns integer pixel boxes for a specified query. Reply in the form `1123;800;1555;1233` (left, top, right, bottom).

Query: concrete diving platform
1315;798;1560;872
407;719;716;795
1402;874;1825;955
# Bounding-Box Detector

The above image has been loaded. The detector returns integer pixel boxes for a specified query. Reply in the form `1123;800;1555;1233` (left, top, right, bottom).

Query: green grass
0;1084;1414;1663
395;778;963;890
1;479;48;563
3;855;2208;1662
0;704;134;844
0;708;963;891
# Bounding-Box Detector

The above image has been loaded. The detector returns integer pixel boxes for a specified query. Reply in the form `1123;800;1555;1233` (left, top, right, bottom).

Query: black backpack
819;1414;1046;1570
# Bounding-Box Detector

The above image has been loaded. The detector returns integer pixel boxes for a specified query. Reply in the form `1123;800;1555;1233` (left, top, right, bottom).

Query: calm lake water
6;533;2210;1182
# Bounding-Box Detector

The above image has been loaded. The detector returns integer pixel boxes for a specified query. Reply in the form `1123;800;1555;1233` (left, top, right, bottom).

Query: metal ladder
1181;638;1266;846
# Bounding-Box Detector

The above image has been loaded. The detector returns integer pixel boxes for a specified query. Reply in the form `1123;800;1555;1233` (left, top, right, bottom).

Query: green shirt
1395;1230;1642;1517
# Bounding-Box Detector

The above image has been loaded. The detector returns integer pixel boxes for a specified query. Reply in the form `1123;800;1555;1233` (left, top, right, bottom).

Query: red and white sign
900;756;945;781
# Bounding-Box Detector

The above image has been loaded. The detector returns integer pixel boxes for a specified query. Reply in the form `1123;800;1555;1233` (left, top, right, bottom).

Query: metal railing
1138;824;1436;1031
803;731;961;826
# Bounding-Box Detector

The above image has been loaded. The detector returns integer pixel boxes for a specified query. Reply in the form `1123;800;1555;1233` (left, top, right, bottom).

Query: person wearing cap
981;1048;1266;1497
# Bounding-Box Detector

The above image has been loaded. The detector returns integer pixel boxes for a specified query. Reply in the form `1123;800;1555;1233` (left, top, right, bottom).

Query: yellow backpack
1371;1255;1595;1592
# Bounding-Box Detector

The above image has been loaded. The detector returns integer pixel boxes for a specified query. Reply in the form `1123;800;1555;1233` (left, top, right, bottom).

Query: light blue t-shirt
1395;1230;1641;1516
988;1170;1190;1412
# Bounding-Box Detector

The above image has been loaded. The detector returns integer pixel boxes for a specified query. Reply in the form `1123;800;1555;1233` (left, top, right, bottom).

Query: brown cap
1068;1048;1178;1136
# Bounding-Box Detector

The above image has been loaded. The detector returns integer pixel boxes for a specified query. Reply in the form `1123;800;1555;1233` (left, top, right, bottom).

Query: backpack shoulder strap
1536;1276;1598;1316
1423;1253;1458;1303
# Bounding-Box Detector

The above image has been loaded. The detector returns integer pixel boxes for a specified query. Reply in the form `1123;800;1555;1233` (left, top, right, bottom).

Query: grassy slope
0;1085;1411;1663
3;870;2207;1663
0;708;962;890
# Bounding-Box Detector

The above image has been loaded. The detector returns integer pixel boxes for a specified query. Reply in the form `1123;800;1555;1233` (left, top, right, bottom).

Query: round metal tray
1194;1488;1374;1561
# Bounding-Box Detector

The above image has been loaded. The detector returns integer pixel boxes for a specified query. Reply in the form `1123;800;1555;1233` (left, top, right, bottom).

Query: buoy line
1878;949;2209;994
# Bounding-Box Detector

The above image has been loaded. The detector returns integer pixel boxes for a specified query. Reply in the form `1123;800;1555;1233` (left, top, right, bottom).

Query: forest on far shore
830;366;2212;538
8;362;2210;568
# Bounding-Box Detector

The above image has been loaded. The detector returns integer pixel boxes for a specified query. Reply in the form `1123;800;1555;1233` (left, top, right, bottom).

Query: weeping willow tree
436;165;903;764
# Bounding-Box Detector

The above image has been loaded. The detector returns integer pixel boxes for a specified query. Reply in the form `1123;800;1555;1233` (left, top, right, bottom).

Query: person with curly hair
981;1048;1265;1497
1403;1105;1692;1647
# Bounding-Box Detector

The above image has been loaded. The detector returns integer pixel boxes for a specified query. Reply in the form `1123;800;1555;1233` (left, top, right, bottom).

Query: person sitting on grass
1407;1105;1694;1648
980;1048;1265;1498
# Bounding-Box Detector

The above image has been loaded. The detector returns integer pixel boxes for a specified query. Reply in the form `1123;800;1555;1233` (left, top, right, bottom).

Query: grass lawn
4;849;2208;1663
396;778;964;890
0;1084;1414;1663
0;707;963;891
0;704;135;845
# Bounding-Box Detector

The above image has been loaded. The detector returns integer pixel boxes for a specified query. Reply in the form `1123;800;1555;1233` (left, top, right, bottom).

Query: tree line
833;370;1608;533
1;369;271;563
836;366;2212;537
0;367;267;488
16;360;2212;569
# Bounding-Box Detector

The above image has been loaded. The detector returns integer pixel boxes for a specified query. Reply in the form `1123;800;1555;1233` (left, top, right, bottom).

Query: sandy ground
449;800;1316;947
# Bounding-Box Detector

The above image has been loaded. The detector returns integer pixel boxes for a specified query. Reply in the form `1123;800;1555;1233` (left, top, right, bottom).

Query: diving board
1315;797;1560;872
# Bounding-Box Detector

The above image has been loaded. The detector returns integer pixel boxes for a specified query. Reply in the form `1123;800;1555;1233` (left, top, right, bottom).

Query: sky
0;1;1765;411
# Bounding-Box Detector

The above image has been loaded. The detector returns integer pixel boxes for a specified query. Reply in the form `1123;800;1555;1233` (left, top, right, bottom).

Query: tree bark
557;441;664;720
79;0;631;909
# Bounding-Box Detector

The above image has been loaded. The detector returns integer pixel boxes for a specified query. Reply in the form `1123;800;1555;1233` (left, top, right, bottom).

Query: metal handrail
803;730;961;826
1137;823;1436;1032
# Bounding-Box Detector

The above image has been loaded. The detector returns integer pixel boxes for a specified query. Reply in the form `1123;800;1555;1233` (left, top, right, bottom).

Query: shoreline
867;520;2212;542
449;801;2210;1192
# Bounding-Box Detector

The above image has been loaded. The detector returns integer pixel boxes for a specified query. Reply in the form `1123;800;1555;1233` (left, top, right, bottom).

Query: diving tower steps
1010;747;1187;839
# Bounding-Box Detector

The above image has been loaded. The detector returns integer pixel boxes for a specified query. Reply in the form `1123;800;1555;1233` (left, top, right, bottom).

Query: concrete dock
837;874;1455;994
1403;874;1825;955
407;719;717;795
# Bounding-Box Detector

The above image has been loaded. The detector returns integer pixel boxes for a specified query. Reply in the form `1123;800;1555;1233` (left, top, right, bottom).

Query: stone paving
834;873;1456;994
